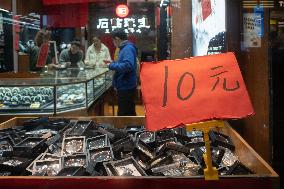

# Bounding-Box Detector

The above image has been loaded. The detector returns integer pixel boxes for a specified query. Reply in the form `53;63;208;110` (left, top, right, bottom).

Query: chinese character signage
192;0;226;56
96;17;150;34
141;52;254;131
243;13;262;48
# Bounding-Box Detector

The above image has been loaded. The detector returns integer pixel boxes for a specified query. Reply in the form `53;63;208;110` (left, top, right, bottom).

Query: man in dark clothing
104;29;137;116
53;40;83;68
60;40;83;67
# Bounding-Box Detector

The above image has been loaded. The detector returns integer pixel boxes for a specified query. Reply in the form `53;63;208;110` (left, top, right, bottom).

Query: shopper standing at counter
104;29;137;116
60;40;84;68
50;40;84;69
85;36;111;70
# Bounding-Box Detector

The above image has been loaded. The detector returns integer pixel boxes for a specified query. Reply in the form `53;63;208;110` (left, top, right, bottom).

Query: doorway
269;9;284;184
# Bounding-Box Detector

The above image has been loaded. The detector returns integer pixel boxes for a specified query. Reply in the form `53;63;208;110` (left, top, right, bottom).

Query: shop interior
0;0;282;188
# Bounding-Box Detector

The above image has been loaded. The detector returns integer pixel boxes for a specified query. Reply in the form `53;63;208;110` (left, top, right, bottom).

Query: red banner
140;52;254;131
42;0;110;5
42;0;89;5
36;43;50;68
44;3;88;28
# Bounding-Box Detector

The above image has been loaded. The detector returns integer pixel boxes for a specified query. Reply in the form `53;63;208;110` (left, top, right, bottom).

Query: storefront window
0;0;158;72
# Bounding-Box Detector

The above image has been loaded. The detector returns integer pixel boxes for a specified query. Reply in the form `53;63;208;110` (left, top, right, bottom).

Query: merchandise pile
0;117;253;176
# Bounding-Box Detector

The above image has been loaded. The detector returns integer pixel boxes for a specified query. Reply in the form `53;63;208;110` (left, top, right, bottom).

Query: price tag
64;100;73;105
30;103;40;109
140;52;254;131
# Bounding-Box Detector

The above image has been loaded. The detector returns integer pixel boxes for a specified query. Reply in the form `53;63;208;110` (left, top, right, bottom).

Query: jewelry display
2;159;23;166
136;143;154;159
26;129;58;136
0;116;255;177
187;130;203;138
191;137;204;143
0;172;11;176
137;131;154;143
69;124;86;135
0;86;54;108
112;157;147;176
34;164;60;176
87;135;108;149
11;87;20;94
221;149;238;167
90;150;112;162
21;141;39;148
33;159;61;176
88;139;106;149
115;165;142;176
0;142;13;152
65;140;83;155
64;158;86;167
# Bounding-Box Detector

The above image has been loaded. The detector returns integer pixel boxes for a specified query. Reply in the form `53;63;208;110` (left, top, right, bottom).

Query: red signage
42;0;89;5
201;0;212;21
116;4;129;18
36;43;50;68
140;52;255;131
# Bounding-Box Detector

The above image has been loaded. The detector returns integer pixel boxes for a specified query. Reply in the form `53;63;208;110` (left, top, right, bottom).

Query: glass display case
0;68;113;115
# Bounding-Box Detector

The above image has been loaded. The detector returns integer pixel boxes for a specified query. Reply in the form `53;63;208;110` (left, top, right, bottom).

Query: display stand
186;120;225;180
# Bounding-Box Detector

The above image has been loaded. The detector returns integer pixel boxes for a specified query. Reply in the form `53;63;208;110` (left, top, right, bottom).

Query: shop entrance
269;9;284;181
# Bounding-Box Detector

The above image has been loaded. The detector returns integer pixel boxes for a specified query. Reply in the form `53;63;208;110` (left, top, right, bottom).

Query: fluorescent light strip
0;8;10;13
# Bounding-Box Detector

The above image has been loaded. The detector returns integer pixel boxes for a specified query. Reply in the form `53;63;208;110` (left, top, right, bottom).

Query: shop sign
96;17;150;34
116;4;129;18
140;52;254;131
243;13;262;48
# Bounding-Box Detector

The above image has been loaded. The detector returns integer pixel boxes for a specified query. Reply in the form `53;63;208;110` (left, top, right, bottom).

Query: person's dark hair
111;29;128;40
34;29;51;47
70;39;81;47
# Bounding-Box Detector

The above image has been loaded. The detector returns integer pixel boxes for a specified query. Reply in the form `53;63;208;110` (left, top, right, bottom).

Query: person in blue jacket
104;29;137;116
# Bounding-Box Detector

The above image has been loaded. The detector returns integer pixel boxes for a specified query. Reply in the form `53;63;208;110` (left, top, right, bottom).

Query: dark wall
17;0;43;14
0;0;11;11
171;0;192;59
2;12;13;72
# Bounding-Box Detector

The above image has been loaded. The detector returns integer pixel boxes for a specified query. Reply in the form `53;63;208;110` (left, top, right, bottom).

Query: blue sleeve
109;46;135;73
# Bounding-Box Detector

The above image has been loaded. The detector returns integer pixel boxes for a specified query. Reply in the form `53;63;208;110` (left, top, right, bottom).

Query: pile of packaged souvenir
0;117;253;176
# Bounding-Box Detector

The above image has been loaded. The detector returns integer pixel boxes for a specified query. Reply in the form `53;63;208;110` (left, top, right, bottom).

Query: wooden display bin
0;116;279;189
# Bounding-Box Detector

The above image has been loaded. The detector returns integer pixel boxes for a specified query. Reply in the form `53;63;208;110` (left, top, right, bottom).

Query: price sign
140;52;254;131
